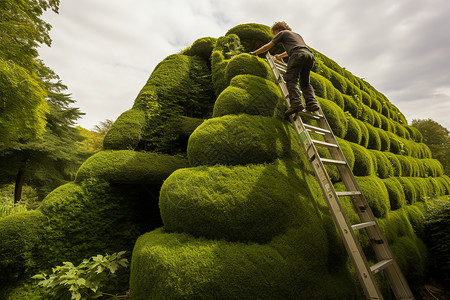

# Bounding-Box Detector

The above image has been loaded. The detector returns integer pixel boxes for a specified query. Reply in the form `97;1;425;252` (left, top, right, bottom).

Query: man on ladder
250;21;320;116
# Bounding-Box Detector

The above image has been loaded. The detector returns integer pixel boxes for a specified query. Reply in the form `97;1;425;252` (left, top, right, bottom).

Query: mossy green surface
75;150;189;184
382;178;406;210
344;115;362;144
225;23;274;53
349;142;375;176
318;97;347;138
183;37;217;60
355;176;390;218
103;109;146;150
187;114;302;166
213;74;284;118
130;227;358;300
160;159;321;243
369;150;393;179
225;53;273;84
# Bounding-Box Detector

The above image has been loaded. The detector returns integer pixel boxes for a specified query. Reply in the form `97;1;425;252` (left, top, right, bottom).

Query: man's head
271;21;292;35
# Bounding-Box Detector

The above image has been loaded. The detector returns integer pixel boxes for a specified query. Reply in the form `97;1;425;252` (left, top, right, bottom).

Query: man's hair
271;21;292;32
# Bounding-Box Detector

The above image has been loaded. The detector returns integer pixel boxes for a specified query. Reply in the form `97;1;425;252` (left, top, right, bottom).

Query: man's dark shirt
271;30;311;56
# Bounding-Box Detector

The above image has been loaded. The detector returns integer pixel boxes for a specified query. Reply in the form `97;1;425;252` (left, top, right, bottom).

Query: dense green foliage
2;21;449;299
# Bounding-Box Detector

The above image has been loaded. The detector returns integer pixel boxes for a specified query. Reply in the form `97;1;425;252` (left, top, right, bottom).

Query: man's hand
274;54;282;61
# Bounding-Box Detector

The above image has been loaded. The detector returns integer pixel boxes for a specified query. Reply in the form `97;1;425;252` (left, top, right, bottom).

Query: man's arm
250;41;275;55
275;52;288;60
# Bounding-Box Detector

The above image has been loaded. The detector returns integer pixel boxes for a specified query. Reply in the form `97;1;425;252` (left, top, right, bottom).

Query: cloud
38;0;450;130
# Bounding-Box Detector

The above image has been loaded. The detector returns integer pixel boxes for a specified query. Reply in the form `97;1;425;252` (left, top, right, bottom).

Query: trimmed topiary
435;176;450;194
379;113;391;131
344;114;362;144
422;158;444;177
225;23;274;53
354;119;369;148
386;131;401;154
318;97;347;138
0;211;47;283
159;159;321;243
75;150;189;184
360;104;374;126
366;124;381;150
418;143;432;159
395;177;417;204
382;178;406;210
342;94;359;118
213;74;284;118
129;226;358;300
225;53;273;84
377;127;390;152
187;114;302;166
183;37;217;60
384;152;402;176
328;68;347;94
355;176;390;218
103;109;146;150
369;150;393;179
348;142;374;176
310;72;327;99
396;155;413;177
407;177;429;202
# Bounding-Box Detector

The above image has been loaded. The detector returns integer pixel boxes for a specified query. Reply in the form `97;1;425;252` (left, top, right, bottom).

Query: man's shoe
306;103;320;112
285;104;304;116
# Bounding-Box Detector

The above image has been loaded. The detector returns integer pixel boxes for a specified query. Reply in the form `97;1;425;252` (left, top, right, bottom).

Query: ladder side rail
266;52;384;300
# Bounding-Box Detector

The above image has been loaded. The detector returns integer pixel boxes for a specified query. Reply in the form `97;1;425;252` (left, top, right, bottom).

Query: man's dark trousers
284;48;317;107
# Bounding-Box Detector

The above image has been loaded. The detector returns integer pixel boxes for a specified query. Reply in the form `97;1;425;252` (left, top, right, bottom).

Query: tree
411;118;450;175
77;119;114;153
0;0;60;148
0;64;85;202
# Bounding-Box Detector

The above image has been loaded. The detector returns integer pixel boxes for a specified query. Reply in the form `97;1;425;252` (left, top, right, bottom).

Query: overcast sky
39;0;450;130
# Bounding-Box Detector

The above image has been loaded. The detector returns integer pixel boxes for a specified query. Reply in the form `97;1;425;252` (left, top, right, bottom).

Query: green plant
33;252;129;300
0;193;27;219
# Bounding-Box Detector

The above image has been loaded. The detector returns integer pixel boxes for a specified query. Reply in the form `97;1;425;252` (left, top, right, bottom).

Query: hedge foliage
187;114;302;166
75;150;189;184
103;109;146;150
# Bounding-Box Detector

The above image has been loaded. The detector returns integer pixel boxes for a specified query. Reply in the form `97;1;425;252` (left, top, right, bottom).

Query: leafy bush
33;251;129;300
424;200;450;283
225;53;273;84
213;74;284;118
183;37;217;60
382;178;406;210
187;114;302;166
103;109;146;150
348;142;374;176
318;97;347;138
75;150;189;184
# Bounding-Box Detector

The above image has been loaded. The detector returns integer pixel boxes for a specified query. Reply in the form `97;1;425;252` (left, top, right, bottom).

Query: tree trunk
14;169;25;203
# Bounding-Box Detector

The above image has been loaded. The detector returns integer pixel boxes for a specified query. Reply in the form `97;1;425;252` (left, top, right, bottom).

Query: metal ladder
265;52;415;300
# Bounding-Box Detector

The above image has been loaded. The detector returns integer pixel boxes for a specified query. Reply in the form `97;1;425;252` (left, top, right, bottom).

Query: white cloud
38;0;450;130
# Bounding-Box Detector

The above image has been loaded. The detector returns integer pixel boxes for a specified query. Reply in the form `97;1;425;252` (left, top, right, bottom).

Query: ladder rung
297;110;323;120
335;191;362;197
370;259;393;274
311;139;338;148
351;221;376;231
320;158;347;165
304;124;331;135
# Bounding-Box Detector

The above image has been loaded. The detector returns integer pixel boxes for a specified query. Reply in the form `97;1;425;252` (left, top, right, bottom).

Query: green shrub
129;227;358;300
344;115;362;144
331;89;345;109
373;129;388;152
405;205;426;238
360;104;374;125
354;119;369;148
382;178;406;210
328;69;347;93
379;114;391;131
159;159;324;243
0;211;47;284
386;131;401;154
405;125;423;143
225;53;273;84
394;122;409;139
310;72;327;99
211;35;245;96
361;91;372;107
369;150;393;179
75;150;189;184
370;97;382;113
418;143;432;159
225;23;274;53
342;94;359;117
436;176;450;194
384;152;402;176
184;37;217;60
187;114;302;166
337;137;355;170
424;200;450;282
349;142;374;176
318;97;347;138
213;74;284;118
395;177;417;204
355;176;390;218
366;124;381;150
422;158;444;177
396;155;413;177
103;109;146;150
372;111;382;128
407;177;429;202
